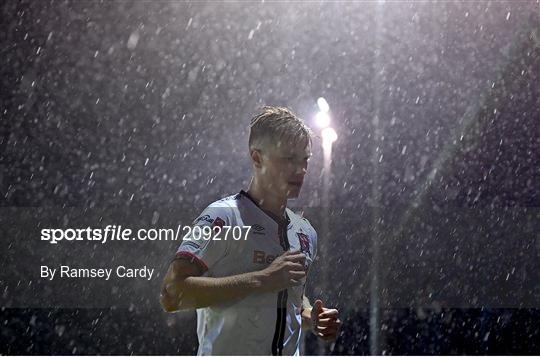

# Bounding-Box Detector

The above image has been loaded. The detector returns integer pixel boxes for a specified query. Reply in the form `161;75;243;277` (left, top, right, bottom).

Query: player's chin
286;184;303;198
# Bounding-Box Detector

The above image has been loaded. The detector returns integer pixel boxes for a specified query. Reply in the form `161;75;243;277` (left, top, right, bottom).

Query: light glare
321;127;338;143
317;97;330;113
315;112;331;128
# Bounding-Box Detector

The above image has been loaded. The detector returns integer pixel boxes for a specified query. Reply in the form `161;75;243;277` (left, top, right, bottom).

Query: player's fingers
289;279;304;286
284;251;305;258
313;300;324;315
317;316;335;321
289;270;306;278
317;331;339;341
315;319;340;328
319;309;339;318
316;318;341;327
284;249;301;255
286;253;306;263
316;322;341;333
287;262;305;271
315;324;340;334
289;274;306;285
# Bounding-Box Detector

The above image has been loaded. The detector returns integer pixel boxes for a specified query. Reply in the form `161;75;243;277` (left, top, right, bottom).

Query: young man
160;106;341;355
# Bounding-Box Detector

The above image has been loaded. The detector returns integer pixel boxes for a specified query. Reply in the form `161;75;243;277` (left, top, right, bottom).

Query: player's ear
250;149;263;169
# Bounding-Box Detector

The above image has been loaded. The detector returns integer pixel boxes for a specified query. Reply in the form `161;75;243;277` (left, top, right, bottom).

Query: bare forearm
163;271;266;310
301;295;313;331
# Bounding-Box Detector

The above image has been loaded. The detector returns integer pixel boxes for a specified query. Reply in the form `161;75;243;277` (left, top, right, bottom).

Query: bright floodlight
321;127;338;143
317;97;330;113
315;111;331;128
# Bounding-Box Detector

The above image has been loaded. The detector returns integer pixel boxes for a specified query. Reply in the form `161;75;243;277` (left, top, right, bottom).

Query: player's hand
260;250;306;292
311;299;342;342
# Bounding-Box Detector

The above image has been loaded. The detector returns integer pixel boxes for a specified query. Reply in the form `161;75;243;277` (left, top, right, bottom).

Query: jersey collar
239;190;290;227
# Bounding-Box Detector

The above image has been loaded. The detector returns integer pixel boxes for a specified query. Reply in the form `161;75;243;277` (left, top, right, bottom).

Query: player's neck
246;183;287;220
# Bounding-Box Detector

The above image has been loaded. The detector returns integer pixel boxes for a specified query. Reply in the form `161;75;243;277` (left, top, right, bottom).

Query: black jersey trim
271;209;291;355
238;190;290;226
272;289;288;355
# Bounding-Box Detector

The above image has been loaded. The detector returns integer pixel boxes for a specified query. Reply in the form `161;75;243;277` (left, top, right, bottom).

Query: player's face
261;140;311;199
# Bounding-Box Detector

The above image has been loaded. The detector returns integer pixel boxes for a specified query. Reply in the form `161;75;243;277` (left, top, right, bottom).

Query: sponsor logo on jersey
182;241;201;250
212;217;225;232
252;224;266;235
297;232;310;257
193;214;214;225
253;250;277;264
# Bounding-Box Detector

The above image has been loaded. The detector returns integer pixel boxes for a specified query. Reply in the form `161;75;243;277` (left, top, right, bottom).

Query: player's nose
295;162;308;175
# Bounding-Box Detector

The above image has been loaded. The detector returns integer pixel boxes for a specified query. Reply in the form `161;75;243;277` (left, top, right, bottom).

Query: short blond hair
248;106;313;152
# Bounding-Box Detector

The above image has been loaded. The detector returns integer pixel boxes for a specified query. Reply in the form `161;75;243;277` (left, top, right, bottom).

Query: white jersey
176;190;318;356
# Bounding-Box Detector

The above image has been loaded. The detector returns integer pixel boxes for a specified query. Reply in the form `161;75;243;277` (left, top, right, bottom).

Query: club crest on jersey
297;232;310;256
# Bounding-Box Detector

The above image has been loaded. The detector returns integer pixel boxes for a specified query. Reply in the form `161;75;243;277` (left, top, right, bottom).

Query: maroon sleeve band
175;251;209;272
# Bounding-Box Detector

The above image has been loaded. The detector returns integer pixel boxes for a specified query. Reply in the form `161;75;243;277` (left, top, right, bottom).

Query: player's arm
301;295;314;331
160;250;307;312
160;258;265;311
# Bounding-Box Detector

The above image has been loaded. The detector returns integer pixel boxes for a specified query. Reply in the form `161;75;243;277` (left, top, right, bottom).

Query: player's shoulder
192;193;240;225
286;208;317;237
208;192;242;208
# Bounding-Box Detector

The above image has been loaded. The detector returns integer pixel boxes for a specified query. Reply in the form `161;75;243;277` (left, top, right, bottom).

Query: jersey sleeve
309;225;318;261
175;204;231;273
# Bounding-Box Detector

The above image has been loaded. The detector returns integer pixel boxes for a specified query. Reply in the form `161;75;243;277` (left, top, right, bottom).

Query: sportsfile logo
40;224;252;244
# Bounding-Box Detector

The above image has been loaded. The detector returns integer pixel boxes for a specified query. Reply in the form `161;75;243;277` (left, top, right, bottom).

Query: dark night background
1;0;539;355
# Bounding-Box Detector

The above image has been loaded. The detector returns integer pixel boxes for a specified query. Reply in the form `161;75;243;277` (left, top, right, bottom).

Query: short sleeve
175;205;230;273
